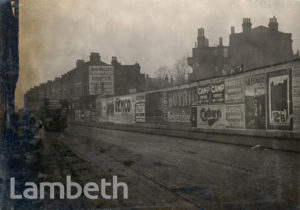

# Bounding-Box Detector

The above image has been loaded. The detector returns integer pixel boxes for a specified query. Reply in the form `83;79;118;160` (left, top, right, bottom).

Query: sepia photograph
1;0;300;209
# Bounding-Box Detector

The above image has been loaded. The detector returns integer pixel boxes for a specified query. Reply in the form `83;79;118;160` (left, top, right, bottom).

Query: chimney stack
197;28;206;48
231;26;235;34
268;16;278;32
242;18;252;33
198;28;205;37
76;59;84;68
219;37;223;46
112;56;117;62
90;52;101;63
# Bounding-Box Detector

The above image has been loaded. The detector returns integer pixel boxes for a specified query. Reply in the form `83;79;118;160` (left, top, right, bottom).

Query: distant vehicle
39;98;67;131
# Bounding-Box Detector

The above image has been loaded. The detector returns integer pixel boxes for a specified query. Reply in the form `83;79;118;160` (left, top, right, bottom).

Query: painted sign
211;82;225;104
89;66;114;96
225;77;245;104
197;105;225;129
267;69;292;130
226;104;245;129
245;74;266;129
198;85;210;104
135;94;145;123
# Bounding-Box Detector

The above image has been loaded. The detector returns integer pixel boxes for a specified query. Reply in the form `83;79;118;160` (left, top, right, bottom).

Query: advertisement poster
145;92;165;123
89;66;114;96
225;77;245;104
114;96;135;124
245;74;266;129
198;85;211;104
167;107;191;123
135;94;146;123
167;87;197;123
197;105;225;129
211;82;225;104
96;97;114;123
267;69;292;130
226;104;245;129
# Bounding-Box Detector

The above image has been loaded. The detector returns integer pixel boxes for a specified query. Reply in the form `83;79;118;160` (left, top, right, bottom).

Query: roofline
186;58;300;85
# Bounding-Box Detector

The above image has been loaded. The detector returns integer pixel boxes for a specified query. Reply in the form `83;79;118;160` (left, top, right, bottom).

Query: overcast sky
15;0;300;107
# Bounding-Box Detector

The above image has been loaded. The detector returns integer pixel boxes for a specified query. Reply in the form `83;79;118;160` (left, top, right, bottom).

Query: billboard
267;69;292;130
135;94;145;123
197;105;225;129
198;85;210;104
226;104;245;129
225;77;245;104
211;82;225;104
245;74;266;129
89;66;114;96
167;87;197;123
114;95;136;124
96;97;114;123
145;92;166;123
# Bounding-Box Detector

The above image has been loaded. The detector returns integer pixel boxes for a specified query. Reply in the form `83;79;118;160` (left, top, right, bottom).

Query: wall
95;60;300;138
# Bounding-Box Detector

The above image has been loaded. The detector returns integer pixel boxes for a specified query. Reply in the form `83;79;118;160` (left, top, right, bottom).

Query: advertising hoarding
226;104;245;129
89;66;114;96
245;74;266;129
197;105;225;129
225;77;245;104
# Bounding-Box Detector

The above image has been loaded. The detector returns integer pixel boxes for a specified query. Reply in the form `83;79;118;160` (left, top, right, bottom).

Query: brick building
188;17;299;81
24;52;146;112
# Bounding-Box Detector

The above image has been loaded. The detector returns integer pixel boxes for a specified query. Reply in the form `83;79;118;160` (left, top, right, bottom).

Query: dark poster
198;84;211;104
245;74;266;129
191;106;197;127
145;92;165;123
211;82;225;104
267;69;293;130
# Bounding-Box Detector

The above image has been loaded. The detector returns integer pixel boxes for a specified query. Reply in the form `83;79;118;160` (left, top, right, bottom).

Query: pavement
71;121;300;153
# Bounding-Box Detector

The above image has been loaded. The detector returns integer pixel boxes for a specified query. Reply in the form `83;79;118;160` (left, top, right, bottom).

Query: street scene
1;0;300;209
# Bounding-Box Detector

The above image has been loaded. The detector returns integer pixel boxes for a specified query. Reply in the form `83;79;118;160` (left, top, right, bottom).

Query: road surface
34;124;300;209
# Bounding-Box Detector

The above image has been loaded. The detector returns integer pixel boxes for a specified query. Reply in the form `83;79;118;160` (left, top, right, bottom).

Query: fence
95;59;300;138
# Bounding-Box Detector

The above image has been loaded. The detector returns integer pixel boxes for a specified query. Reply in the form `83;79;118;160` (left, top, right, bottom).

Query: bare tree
173;56;191;84
154;56;191;86
155;66;172;79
